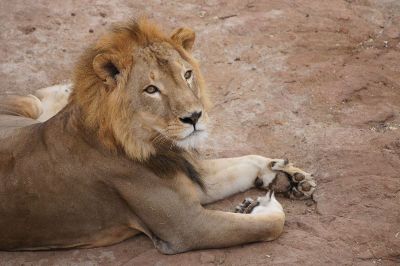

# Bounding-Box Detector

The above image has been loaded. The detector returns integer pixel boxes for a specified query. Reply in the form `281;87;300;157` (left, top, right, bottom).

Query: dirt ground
0;0;400;265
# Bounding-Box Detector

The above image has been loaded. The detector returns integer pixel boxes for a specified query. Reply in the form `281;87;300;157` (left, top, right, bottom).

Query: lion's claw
234;191;284;214
234;198;260;214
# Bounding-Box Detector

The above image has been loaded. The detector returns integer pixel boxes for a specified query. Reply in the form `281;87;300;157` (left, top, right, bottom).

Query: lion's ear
170;27;195;52
93;53;121;88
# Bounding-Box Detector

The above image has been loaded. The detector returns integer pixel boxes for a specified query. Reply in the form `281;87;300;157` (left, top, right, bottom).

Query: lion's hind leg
0;83;71;122
34;83;72;122
0;94;43;120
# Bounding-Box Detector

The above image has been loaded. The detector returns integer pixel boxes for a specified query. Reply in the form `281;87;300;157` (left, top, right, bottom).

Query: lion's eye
144;85;159;94
184;70;193;80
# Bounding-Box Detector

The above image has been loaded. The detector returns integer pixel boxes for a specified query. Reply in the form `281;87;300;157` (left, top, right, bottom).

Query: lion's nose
179;111;202;126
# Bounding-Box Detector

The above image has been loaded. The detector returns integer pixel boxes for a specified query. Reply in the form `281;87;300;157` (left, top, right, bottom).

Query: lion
0;18;316;253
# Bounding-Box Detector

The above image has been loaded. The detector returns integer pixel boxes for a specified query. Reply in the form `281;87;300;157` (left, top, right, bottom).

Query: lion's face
127;42;208;149
72;19;210;160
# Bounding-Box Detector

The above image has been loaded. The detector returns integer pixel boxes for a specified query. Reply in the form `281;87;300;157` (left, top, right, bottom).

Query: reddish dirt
1;0;400;265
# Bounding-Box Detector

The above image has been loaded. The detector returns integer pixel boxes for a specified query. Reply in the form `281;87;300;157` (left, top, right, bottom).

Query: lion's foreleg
153;191;285;254
198;155;316;204
198;155;268;204
114;173;285;254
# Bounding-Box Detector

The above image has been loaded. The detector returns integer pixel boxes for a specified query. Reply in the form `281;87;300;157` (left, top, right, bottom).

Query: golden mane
68;18;209;161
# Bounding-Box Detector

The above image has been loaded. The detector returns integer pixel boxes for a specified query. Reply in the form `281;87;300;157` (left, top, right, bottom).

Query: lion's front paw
234;197;259;213
234;191;283;215
255;159;316;200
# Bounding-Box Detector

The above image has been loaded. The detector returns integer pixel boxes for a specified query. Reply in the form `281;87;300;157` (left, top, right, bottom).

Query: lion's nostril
180;117;194;124
179;111;202;126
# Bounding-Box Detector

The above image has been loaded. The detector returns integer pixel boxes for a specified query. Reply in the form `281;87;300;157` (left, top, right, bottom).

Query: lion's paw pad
259;159;317;200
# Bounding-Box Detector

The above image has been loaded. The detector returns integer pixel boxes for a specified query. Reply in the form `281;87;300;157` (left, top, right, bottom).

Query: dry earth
0;0;400;265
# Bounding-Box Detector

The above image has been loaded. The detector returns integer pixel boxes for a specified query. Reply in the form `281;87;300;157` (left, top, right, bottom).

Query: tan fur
0;95;42;119
0;18;317;254
70;18;210;161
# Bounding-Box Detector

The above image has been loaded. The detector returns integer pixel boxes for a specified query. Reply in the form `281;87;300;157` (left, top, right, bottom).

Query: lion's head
70;18;210;161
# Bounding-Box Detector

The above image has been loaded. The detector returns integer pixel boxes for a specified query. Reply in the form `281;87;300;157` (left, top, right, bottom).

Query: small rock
89;29;94;33
71;12;76;16
18;26;36;35
199;10;207;18
384;41;388;48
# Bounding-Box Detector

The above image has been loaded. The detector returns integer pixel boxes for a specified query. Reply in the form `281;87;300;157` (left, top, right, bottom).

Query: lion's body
0;19;316;253
0;107;138;249
0;100;204;250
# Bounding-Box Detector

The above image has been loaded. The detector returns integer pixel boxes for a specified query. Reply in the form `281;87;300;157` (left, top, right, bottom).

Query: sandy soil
1;0;400;265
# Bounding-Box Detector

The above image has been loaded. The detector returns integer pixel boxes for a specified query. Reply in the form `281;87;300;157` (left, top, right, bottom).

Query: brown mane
69;18;204;161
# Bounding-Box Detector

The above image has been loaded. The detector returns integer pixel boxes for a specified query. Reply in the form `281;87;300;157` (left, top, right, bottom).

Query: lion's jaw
175;129;208;150
172;115;208;150
111;107;209;161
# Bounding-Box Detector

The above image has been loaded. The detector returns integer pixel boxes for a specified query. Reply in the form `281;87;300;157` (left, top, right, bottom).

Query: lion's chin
176;130;208;150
